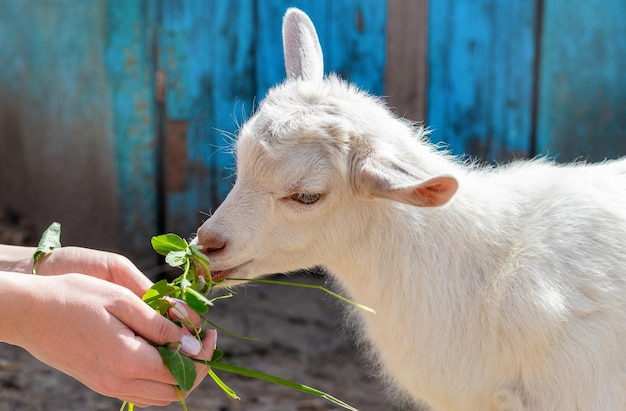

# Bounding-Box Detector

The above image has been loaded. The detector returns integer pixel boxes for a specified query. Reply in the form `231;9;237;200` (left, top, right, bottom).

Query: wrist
0;272;42;345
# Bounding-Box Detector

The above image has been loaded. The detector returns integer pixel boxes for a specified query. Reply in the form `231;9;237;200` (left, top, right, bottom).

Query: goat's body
196;9;626;411
328;157;626;410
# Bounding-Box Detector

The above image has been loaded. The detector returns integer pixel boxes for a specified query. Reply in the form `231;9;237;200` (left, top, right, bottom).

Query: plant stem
197;360;358;411
228;277;376;314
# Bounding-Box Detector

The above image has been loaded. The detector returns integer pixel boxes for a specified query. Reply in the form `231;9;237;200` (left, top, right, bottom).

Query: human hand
34;246;153;297
2;272;216;407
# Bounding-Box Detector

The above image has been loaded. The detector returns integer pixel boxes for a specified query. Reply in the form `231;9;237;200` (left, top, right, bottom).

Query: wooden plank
385;0;428;123
105;0;159;266
0;1;124;253
327;0;387;96
255;0;387;98
427;0;538;162
0;0;159;265
160;0;256;237
536;0;626;162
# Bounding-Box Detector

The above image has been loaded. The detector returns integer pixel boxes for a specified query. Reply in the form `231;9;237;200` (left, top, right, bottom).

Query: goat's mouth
210;268;234;281
208;260;253;282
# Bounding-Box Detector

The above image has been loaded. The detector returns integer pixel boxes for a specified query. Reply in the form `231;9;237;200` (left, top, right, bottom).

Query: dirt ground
0;270;420;411
0;210;420;411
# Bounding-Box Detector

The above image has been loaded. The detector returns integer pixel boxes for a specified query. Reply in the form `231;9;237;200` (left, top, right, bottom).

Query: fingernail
167;298;189;321
180;334;201;356
209;329;218;350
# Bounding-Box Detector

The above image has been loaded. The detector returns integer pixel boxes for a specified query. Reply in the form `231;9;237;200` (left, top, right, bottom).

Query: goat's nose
197;230;227;255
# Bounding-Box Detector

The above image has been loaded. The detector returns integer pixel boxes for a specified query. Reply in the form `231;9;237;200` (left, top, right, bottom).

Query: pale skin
0;244;217;407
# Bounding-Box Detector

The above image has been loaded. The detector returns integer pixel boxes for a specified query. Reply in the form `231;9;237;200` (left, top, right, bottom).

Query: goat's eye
290;193;321;205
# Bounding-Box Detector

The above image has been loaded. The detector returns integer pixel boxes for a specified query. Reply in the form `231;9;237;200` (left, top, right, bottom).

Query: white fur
195;8;626;411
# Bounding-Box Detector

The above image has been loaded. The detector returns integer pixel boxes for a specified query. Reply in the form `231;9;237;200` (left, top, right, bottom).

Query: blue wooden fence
159;0;386;236
0;0;624;264
536;0;626;161
428;0;538;161
106;0;160;261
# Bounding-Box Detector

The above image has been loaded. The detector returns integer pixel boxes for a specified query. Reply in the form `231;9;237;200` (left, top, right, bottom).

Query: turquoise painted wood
105;0;160;264
255;0;387;97
427;0;538;162
5;0;623;262
159;0;256;236
0;0;159;266
536;0;626;162
161;0;386;238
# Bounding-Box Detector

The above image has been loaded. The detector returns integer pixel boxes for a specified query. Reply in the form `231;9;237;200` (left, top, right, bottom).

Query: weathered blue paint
160;0;386;237
160;0;256;236
0;0;149;259
428;0;538;162
105;0;160;264
0;0;159;264
255;0;387;98
8;0;623;263
536;0;626;162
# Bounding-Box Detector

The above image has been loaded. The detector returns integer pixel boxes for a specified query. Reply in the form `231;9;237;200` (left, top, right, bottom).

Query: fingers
166;297;203;330
34;246;154;297
109;378;181;407
110;290;202;357
197;329;218;360
114;330;218;405
103;251;154;296
107;282;218;403
190;329;217;390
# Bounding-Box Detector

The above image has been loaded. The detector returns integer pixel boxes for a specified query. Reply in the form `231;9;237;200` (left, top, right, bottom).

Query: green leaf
195;275;211;294
143;279;174;300
32;222;62;275
165;250;188;267
144;297;172;315
143;279;179;301
158;346;197;392
183;287;212;314
211;349;224;362
151;233;188;256
189;244;211;264
177;276;192;289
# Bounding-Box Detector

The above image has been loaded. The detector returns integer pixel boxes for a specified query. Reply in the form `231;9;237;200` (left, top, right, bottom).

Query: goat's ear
354;155;458;207
282;8;324;82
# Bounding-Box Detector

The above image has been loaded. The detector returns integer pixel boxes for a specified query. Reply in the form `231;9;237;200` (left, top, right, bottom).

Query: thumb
110;291;202;357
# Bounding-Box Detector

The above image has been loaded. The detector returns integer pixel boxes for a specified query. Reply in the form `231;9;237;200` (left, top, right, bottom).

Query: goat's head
194;8;458;282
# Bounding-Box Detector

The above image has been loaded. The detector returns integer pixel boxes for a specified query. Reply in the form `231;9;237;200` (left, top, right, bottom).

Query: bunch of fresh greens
34;223;372;411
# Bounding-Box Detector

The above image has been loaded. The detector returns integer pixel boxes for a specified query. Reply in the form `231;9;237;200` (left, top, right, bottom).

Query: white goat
195;8;626;411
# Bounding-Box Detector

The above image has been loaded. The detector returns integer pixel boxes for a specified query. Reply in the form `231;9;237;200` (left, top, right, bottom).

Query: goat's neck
326;187;507;323
324;190;512;401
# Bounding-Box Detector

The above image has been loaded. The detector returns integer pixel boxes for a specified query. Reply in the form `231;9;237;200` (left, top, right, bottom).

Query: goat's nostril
198;232;227;255
203;242;226;254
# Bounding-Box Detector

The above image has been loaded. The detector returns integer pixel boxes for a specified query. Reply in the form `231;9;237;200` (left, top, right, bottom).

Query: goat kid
194;8;626;411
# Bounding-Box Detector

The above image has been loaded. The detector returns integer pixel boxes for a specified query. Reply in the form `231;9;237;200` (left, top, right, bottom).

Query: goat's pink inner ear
413;176;458;207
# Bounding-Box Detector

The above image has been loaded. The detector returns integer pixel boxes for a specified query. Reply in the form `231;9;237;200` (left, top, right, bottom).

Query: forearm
0;244;153;297
0;245;36;274
0;271;40;345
